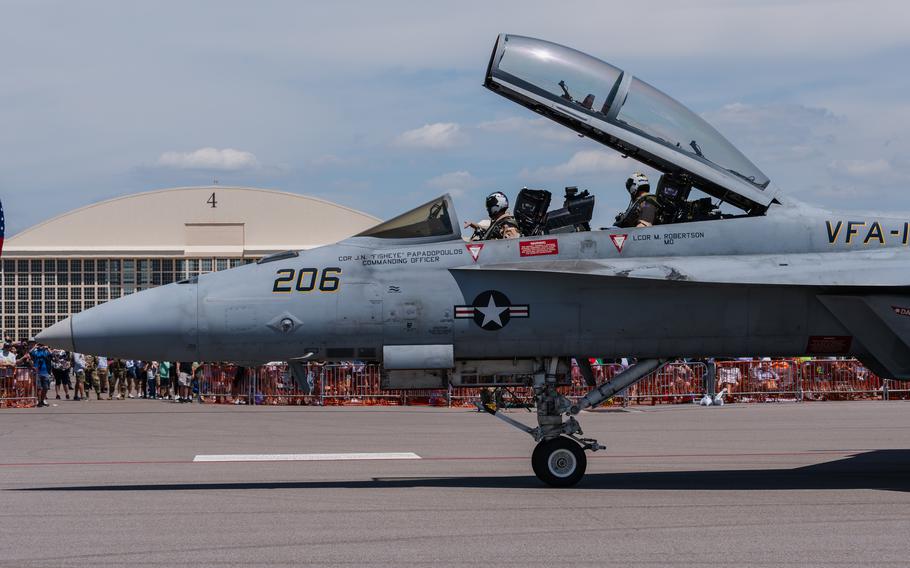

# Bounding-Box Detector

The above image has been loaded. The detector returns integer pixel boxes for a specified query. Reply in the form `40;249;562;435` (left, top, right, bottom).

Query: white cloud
828;158;892;178
525;150;629;179
476;117;576;143
157;147;259;171
394;122;464;149
425;170;478;197
702;103;841;163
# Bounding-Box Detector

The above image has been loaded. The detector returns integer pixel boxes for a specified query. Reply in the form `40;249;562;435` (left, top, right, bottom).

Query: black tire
531;437;587;487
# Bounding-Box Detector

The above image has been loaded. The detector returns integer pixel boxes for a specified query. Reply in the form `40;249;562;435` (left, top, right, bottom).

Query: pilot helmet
625;172;650;196
486;191;509;217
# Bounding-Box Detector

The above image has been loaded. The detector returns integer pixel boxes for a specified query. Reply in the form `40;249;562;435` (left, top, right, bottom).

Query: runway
2;400;910;567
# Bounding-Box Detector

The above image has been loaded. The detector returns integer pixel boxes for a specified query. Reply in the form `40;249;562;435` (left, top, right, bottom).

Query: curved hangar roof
6;186;380;257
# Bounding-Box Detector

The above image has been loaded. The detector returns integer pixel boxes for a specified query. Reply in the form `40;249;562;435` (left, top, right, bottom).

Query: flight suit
484;214;519;240
615;193;661;228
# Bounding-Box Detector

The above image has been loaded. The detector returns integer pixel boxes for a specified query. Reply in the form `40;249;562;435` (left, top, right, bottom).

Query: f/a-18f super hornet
39;34;910;486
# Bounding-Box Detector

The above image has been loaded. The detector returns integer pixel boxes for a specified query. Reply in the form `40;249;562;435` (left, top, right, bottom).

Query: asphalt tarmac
2;400;910;567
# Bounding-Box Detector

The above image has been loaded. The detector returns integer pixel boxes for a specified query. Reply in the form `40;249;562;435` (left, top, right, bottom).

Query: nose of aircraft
38;282;198;360
36;318;74;351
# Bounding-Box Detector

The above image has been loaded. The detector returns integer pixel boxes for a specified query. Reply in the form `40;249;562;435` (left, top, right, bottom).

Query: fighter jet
38;34;910;486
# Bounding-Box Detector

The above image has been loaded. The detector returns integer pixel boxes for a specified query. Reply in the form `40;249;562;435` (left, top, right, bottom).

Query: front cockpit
485;34;778;218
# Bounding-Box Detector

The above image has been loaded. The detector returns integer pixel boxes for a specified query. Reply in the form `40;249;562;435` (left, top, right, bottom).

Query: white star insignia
476;294;508;328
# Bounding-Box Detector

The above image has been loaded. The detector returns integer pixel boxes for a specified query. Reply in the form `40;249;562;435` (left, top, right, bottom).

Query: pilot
615;172;661;228
464;191;520;240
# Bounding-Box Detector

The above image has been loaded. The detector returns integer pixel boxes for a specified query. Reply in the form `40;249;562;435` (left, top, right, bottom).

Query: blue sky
3;0;910;235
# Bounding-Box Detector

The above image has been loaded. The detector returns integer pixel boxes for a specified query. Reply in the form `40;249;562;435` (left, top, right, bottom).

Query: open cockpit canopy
485;34;777;214
352;194;461;244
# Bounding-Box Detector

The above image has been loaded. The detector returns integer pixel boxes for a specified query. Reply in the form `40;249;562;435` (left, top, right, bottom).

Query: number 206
273;267;342;293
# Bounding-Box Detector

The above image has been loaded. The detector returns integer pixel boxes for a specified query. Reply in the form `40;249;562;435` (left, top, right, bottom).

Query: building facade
1;186;378;341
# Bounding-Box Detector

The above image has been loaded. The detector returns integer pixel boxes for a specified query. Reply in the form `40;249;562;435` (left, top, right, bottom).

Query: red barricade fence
9;358;910;409
714;360;799;402
798;359;883;401
190;359;910;407
0;367;37;408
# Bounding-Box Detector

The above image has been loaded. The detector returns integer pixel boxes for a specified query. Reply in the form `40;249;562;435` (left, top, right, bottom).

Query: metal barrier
714;360;799;402
197;364;251;404
0;367;37;408
798;359;882;401
137;359;910;409
617;362;708;405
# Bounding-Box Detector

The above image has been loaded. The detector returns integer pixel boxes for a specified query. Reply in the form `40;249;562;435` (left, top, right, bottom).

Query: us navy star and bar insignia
454;290;530;331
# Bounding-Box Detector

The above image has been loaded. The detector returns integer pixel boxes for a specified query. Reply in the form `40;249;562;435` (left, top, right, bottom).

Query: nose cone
64;282;199;360
36;318;74;351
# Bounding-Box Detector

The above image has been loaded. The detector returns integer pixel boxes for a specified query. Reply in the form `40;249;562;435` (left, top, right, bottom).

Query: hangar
1;186;379;341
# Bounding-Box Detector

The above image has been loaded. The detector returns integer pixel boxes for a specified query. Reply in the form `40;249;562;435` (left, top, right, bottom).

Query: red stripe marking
0;459;190;467
0;449;866;468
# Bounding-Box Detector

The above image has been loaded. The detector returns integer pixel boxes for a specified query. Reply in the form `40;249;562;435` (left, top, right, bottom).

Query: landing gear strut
480;357;667;487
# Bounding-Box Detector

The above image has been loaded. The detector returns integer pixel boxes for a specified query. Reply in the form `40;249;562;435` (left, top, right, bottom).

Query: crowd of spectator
0;343;883;408
0;339;203;407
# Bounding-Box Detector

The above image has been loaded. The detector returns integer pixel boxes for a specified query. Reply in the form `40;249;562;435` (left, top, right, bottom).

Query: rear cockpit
484;34;779;218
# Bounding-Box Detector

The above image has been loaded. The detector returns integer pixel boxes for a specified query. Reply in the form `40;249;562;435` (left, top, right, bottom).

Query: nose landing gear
479;357;668;487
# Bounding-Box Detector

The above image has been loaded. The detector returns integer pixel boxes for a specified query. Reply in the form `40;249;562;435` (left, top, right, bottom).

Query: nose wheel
532;437;587;487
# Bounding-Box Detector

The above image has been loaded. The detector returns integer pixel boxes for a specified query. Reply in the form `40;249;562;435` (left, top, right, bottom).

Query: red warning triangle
610;234;627;253
466;243;484;262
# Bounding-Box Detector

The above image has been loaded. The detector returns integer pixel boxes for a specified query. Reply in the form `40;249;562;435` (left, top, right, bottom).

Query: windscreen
355;196;454;240
616;78;769;188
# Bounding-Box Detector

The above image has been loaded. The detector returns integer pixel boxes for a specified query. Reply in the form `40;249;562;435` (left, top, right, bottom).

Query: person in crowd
715;359;741;402
51;348;72;400
0;343;16;367
71;352;86;401
28;342;53;408
189;361;203;402
84;353;101;400
231;365;246;405
750;358;780;400
147;361;159;399
97;355;114;400
108;358;126;400
168;360;178;400
158;361;171;400
463;192;520;240
124;359;136;398
134;360;146;398
0;343;16;404
96;355;111;399
176;361;193;402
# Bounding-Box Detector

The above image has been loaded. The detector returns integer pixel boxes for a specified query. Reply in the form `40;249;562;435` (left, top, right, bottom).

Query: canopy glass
487;34;772;204
355;196;456;241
